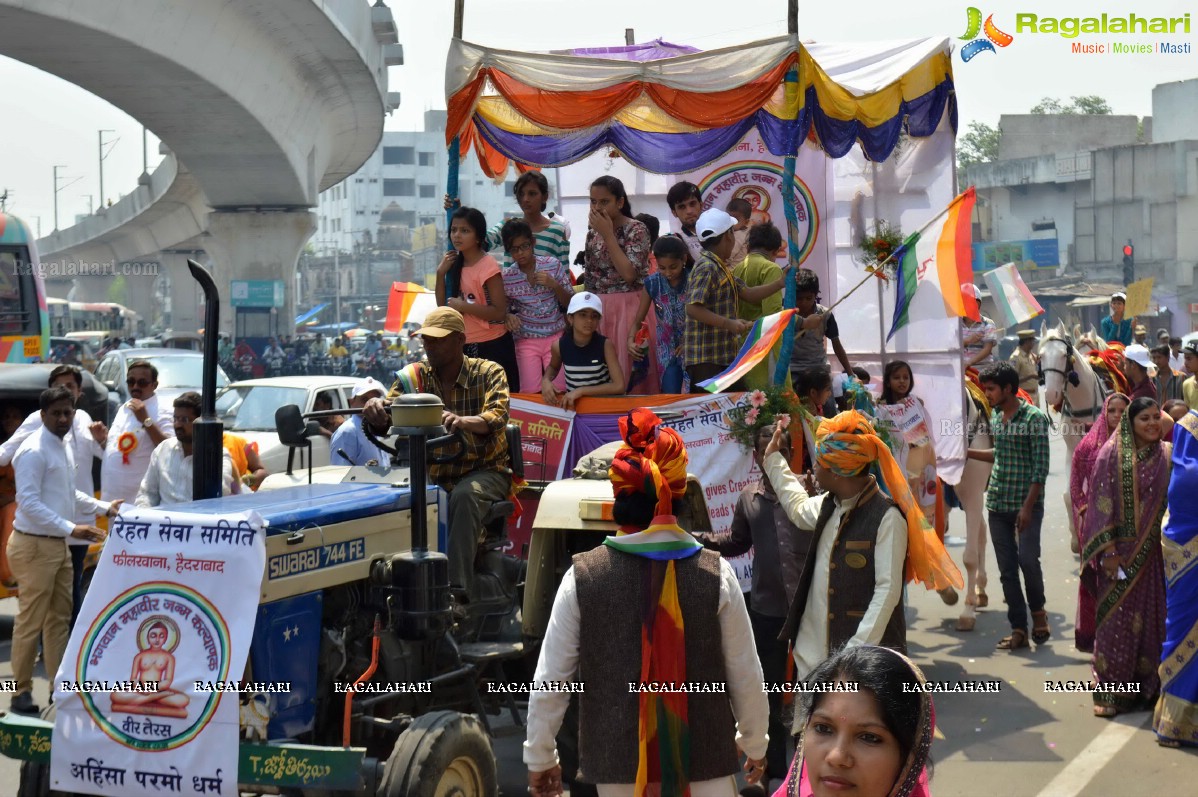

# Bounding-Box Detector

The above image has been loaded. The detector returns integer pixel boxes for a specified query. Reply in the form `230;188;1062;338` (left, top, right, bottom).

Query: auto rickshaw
0;363;110;599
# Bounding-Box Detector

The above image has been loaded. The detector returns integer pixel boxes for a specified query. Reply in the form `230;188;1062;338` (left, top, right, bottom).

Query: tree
958;121;999;169
1030;95;1112;115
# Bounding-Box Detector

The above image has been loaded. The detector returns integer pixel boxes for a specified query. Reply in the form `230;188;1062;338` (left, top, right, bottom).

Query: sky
0;0;1194;237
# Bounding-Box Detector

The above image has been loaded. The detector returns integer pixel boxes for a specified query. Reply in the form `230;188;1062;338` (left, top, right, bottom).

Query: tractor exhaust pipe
188;258;224;501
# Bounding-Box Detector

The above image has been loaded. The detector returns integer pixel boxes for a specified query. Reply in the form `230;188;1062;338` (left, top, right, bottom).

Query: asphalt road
0;435;1193;796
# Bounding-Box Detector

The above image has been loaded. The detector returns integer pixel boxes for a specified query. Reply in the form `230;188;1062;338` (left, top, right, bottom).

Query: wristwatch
143;417;155;429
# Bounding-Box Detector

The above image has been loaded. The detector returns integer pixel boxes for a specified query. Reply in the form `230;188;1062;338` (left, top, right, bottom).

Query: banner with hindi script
678;132;832;285
51;508;266;797
510;399;575;481
654;393;756;590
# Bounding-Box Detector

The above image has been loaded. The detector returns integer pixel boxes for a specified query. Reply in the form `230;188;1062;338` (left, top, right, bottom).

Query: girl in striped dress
483;171;571;268
541;292;624;410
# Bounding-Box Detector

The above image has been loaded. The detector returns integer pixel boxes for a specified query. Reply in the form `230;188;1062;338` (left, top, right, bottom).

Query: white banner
679;133;833;284
655;394;756;590
51;509;266;797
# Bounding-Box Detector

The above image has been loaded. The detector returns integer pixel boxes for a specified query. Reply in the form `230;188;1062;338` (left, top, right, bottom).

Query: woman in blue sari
1156;407;1198;747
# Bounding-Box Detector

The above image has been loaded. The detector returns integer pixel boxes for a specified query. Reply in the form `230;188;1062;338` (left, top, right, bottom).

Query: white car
215;376;367;475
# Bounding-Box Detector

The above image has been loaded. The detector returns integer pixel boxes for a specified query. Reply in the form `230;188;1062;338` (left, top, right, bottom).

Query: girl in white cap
541;292;624;410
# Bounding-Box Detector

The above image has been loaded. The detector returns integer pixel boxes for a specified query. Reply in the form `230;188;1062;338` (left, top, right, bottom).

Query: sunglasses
126;378;153;388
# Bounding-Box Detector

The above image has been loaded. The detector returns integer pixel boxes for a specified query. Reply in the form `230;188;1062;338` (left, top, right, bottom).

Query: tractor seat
478;424;524;549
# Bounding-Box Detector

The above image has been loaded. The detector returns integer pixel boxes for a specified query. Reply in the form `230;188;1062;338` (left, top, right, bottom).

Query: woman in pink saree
1070;393;1128;652
1080;396;1172;718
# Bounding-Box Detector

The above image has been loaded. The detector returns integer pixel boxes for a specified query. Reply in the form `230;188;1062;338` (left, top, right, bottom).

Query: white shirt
1;407;105;542
134;438;235;508
1171;352;1186;374
100;394;174;503
13;426;111;537
330;415;389;466
764;452;907;681
523;557;769;790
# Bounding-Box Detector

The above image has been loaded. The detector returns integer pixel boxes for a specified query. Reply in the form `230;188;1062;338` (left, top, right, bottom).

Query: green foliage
957;121;999;169
1030;95;1112;115
108;275;127;305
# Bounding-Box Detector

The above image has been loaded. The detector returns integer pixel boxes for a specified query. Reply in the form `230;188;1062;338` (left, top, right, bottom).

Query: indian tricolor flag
887;188;980;341
698;309;797;393
983;263;1044;327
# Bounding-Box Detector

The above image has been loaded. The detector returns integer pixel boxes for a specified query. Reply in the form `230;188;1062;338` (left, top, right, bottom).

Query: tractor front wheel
378;711;497;797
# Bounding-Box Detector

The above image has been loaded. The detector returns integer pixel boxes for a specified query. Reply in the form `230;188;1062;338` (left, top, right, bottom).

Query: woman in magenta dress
1081;396;1172;718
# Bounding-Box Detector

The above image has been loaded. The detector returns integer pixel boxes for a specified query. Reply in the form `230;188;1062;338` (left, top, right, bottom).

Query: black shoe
10;692;39;715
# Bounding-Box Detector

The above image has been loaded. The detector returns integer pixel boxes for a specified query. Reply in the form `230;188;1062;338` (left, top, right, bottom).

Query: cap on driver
416;307;466;338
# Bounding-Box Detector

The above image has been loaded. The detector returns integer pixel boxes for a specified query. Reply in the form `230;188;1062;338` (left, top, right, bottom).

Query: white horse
955;389;992;631
1038;321;1107;538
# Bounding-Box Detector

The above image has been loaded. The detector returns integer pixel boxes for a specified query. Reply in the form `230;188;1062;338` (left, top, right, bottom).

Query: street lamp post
98;129;116;207
52;165;81;232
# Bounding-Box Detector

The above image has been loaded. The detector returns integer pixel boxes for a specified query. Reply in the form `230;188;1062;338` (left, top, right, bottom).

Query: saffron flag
886;188;980;340
698;309;797;393
384;281;437;332
982;263;1045;327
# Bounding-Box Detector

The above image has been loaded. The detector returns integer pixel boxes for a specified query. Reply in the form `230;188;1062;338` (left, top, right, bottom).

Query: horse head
1038;323;1076;409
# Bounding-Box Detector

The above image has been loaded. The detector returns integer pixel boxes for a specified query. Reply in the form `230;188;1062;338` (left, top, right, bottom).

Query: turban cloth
610;407;689;524
815;411;963;592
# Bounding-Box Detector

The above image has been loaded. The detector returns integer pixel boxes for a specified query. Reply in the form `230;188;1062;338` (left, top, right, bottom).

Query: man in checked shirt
968;361;1051;652
363;307;511;606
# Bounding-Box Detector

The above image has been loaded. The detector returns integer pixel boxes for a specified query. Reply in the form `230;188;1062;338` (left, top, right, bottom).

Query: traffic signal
1121;242;1134;286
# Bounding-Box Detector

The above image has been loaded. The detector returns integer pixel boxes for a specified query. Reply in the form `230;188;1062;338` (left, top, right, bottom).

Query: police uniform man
1010;329;1040;406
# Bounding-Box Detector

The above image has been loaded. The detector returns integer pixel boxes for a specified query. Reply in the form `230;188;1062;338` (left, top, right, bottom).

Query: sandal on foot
1093;705;1118;718
955;616;976;632
938;586;959;606
1157;738;1182;748
997;629;1029;650
1031;610;1051;644
976;589;989;609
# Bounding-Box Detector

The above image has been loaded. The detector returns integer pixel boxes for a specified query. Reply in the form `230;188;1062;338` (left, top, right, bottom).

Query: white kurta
100;395;174;503
0;408;104;539
523;557;769;796
134;438;236;507
763;452;907;681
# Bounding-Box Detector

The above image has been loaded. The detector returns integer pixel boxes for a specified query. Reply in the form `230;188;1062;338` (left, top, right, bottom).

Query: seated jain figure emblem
110;617;190;718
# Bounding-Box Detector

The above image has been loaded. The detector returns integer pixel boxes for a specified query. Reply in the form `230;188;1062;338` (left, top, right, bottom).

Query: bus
0;212;48;362
68;300;139;337
47;296;70;336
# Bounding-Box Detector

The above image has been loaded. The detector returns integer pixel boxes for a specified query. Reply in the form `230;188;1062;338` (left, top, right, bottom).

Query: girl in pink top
435;206;519;389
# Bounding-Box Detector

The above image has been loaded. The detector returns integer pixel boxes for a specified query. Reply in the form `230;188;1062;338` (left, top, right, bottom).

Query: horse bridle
1038;334;1105;423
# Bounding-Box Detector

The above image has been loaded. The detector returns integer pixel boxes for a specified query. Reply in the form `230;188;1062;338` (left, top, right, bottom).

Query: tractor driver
363;307;512;607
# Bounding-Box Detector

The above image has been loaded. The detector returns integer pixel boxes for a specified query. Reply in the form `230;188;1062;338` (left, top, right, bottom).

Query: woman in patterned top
500;218;573;393
630;235;689;393
583;176;651;391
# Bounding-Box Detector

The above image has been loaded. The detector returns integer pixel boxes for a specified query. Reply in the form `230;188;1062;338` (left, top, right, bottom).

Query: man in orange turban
525;408;768;797
762;410;962;690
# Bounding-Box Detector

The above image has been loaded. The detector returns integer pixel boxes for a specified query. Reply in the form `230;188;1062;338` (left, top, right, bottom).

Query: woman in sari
1154;406;1198;747
1070;393;1129;652
772;645;935;797
1080;396;1171;718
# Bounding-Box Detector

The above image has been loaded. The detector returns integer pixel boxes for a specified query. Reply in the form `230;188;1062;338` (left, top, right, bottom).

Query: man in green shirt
734;222;785;390
967;361;1051;652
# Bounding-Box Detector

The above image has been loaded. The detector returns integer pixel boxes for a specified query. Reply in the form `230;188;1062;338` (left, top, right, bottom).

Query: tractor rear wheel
17;703;84;797
378;711;497;797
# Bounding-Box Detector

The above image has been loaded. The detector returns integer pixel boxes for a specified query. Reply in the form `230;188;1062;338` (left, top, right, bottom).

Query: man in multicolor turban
525;408;768;797
762;411;962;694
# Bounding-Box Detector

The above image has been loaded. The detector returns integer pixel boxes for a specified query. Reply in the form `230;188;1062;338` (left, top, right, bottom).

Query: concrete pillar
156;252;205;333
204;211;317;338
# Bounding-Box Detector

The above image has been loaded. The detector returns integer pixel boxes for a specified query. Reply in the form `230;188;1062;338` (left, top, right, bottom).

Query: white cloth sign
874;397;932;449
51;508;266;797
678;132;833;284
655;394;756;590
